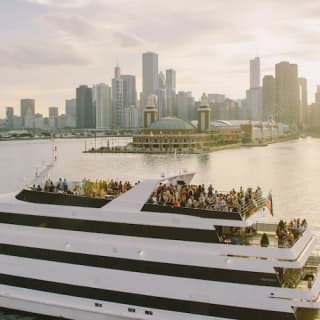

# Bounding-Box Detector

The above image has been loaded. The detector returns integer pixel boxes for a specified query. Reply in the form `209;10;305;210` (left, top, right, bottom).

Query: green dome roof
148;117;196;130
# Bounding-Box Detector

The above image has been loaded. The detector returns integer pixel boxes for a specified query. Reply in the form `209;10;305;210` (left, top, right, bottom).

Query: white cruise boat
0;172;319;320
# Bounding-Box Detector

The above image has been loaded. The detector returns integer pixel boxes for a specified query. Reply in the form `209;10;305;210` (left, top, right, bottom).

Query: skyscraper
20;99;35;118
298;78;308;126
124;105;139;129
65;99;76;118
166;69;176;116
49;107;59;118
76;85;94;129
247;58;262;120
250;57;260;88
208;94;225;104
20;99;35;128
275;61;299;124
48;106;59;130
112;66;124;129
177;91;194;122
5;107;14;129
65;99;76;128
262;75;276;121
315;86;320;103
142;52;158;108
93;83;112;129
121;75;137;109
158;72;166;118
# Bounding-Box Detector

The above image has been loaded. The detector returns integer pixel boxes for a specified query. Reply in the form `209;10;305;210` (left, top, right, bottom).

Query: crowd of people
31;178;138;198
276;218;308;247
150;182;264;214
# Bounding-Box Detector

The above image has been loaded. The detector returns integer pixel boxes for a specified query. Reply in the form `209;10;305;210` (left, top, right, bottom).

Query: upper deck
142;182;267;221
15;178;138;208
16;178;268;223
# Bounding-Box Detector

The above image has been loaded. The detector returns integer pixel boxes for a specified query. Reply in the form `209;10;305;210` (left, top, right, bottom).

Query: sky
0;0;320;116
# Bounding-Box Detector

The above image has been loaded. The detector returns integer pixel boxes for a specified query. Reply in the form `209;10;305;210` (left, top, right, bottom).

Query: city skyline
1;0;320;116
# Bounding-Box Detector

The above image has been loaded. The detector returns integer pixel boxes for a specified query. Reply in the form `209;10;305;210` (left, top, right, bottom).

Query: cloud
43;13;145;48
43;14;97;39
3;0;320;108
0;41;89;67
114;31;144;48
26;0;95;8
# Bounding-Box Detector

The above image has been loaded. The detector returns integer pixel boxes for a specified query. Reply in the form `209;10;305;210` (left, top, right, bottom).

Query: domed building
132;95;239;153
147;117;196;131
133;116;201;153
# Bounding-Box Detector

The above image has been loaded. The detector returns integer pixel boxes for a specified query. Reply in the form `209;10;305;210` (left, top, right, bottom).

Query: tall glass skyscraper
250;57;260;89
112;66;124;129
76;85;94;129
93;83;112;129
142;52;158;108
166;69;176;116
275;61;299;125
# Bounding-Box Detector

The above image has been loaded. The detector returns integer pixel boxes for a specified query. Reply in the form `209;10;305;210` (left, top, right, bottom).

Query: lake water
1;136;320;231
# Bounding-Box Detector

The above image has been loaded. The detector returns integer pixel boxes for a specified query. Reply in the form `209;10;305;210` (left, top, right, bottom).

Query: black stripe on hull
0;307;71;320
0;273;295;320
16;189;110;208
0;212;220;243
0;243;280;287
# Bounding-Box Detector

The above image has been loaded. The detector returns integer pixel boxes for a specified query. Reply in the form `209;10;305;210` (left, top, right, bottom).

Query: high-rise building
208;94;225;104
5;107;14;129
124;105;139;129
142;52;158;108
48;106;59;130
34;114;45;129
315;85;320;103
112;66;124;129
166;69;176;116
93;83;112;129
177;91;194;122
76;85;94;128
65;99;76;128
250;57;260;89
20;99;35;128
65;99;76;117
49;107;59;118
13;116;23;130
262;75;276;121
298;78;308;126
275;61;299;125
247;58;262;120
158;72;166;118
20;99;35;118
121;75;137;109
210;99;241;120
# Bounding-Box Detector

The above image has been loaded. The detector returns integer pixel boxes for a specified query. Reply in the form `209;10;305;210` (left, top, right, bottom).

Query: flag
266;191;273;216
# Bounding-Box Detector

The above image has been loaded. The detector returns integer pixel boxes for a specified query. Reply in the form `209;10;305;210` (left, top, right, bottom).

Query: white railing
240;196;266;218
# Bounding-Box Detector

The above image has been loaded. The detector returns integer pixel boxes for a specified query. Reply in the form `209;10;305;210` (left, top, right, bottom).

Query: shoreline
84;135;300;155
0;134;132;142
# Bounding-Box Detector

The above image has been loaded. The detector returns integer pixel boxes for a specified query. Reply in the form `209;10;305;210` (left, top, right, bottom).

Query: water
1;136;320;227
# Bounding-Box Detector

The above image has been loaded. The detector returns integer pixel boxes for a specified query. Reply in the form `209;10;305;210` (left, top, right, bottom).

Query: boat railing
307;241;320;270
142;202;243;220
239;196;266;218
280;253;320;289
143;194;267;221
255;221;278;233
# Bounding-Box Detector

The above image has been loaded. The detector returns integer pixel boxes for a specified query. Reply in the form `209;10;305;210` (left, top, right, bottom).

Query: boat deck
221;222;308;248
